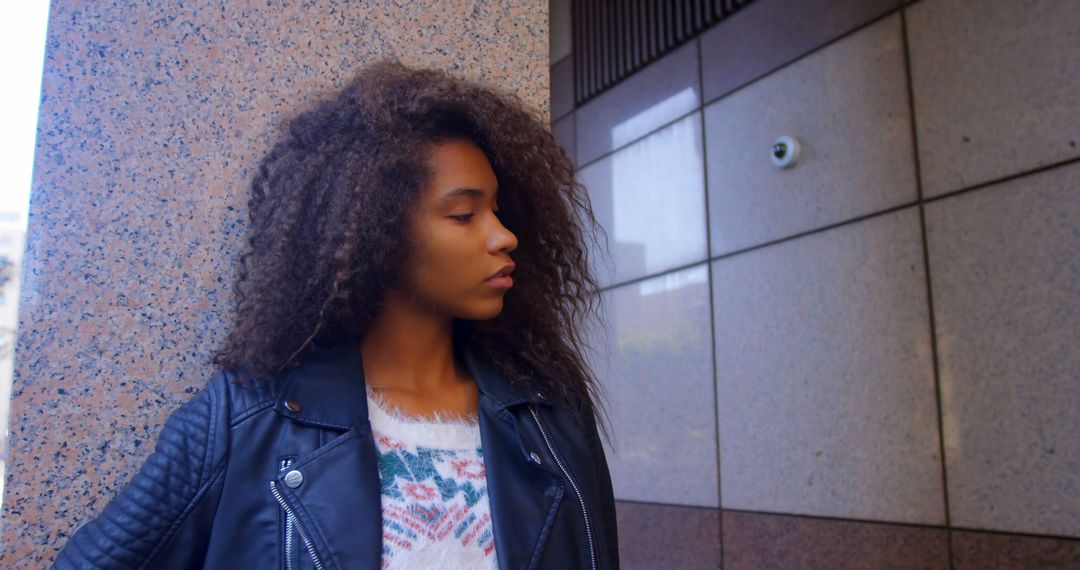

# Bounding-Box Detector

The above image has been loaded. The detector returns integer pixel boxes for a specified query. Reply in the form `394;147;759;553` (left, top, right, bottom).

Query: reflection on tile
713;207;944;524
723;511;949;570
552;113;575;167
700;0;897;102
705;13;915;256
588;265;718;507
579;113;707;287
576;40;700;165
925;161;1080;537
616;501;721;569
907;0;1080;196
952;530;1080;570
551;55;574;122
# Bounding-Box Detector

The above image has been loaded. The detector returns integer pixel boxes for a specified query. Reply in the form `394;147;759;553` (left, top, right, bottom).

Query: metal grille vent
573;0;756;107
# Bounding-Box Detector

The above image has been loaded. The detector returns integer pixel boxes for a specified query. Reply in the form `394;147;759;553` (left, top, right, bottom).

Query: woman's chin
460;299;505;321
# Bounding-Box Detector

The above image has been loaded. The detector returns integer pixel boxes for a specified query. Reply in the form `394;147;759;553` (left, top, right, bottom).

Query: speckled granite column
0;1;547;564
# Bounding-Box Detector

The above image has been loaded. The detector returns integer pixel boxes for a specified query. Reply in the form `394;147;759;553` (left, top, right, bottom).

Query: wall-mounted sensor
771;135;801;168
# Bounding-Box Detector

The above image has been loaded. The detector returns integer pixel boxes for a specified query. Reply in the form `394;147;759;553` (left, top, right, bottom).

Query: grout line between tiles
697;5;903;112
694;33;725;570
617;499;1080;543
595;151;1080;296
923;155;1080;205
549;54;574;124
899;9;955;570
597;199;918;293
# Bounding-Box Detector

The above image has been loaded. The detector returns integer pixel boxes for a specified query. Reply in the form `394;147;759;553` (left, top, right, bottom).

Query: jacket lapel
272;343;382;568
270;339;562;570
462;343;567;569
478;396;565;569
276;427;383;569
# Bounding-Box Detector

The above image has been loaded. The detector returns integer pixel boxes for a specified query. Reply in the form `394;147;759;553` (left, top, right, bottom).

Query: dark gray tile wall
925;160;1080;537
704;13;915;256
906;0;1080;197
551;113;575;166
951;530;1080;570
550;0;1080;565
700;0;899;103
594;265;718;507
723;510;950;569
616;501;722;570
713;207;943;524
551;55;574;122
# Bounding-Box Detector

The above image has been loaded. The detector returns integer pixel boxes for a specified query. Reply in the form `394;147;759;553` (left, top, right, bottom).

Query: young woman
52;59;618;569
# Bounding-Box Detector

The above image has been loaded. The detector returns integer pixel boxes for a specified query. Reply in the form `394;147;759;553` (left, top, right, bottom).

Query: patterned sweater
366;388;499;570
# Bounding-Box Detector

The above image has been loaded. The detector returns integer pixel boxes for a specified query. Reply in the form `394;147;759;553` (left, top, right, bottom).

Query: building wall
0;214;26;504
1;1;548;565
552;0;1080;567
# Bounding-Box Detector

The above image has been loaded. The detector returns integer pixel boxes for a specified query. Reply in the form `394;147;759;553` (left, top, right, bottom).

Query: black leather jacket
53;340;619;569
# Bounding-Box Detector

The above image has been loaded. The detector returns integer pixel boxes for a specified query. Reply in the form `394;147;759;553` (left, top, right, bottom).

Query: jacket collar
274;337;546;429
459;340;548;410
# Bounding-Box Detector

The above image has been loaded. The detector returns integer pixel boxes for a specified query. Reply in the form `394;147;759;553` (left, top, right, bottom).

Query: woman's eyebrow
438;187;497;203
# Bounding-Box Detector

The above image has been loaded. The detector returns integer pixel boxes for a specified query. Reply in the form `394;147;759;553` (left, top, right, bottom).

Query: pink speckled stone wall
1;1;547;565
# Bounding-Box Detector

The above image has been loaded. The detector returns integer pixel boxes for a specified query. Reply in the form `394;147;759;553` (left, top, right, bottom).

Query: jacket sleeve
51;371;232;570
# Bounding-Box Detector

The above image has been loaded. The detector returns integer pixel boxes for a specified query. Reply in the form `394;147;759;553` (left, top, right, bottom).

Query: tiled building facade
551;0;1080;567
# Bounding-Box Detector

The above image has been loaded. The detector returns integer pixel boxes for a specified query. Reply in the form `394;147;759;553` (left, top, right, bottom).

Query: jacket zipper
279;459;297;570
528;405;597;570
270;478;326;570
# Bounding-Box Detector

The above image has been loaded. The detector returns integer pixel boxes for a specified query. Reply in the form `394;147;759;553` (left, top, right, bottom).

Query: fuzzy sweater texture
367;387;499;570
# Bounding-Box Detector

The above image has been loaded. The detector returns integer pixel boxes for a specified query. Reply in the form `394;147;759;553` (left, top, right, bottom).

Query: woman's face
396;138;519;320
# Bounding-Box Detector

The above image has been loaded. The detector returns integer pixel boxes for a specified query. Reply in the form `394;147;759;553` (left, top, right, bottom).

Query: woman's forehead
424;140;498;198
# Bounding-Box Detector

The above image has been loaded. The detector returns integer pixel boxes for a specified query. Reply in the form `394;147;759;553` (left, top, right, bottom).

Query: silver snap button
529;452;542;465
284;469;304;488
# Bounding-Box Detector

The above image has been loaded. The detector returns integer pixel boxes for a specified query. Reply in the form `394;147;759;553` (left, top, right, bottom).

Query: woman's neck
358;289;472;401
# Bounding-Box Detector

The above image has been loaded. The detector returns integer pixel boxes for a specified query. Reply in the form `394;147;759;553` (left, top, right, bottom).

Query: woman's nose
488;218;518;254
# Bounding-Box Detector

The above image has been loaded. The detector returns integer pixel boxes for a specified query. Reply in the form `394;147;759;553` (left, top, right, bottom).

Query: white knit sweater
366;388;499;570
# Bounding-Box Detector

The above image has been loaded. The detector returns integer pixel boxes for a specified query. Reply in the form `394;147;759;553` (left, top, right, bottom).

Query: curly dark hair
212;59;608;426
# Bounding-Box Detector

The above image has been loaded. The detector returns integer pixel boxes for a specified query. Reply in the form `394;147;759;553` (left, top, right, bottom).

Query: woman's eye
449;213;474;222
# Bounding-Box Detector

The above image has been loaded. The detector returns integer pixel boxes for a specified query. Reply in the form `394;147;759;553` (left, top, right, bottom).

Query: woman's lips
486;262;515;289
485;275;514;289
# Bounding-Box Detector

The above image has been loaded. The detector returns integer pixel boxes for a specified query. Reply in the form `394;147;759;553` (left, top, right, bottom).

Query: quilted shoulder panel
52;372;231;569
223;369;284;425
